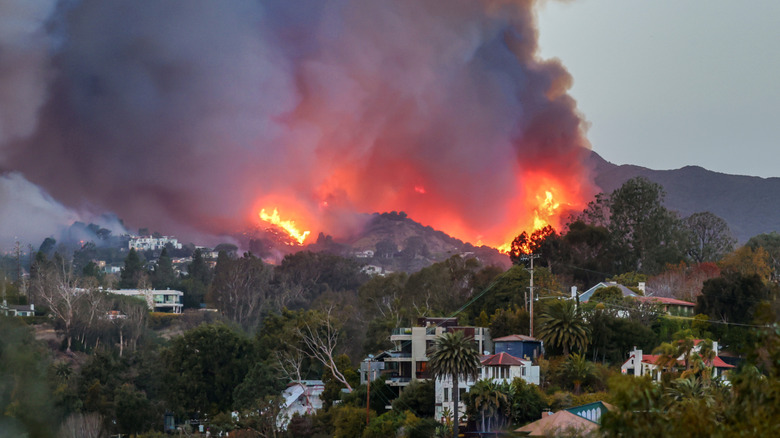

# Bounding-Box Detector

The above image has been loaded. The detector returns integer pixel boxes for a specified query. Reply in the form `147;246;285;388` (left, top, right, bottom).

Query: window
444;388;449;402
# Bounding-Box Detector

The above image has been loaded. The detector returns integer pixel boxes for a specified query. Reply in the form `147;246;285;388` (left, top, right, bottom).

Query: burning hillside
1;0;595;250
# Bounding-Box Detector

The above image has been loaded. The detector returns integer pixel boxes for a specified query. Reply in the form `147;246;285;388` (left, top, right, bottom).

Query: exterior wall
107;289;184;313
434;361;540;421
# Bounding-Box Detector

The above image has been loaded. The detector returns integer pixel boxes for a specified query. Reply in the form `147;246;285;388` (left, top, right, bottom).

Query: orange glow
259;208;311;245
532;190;560;231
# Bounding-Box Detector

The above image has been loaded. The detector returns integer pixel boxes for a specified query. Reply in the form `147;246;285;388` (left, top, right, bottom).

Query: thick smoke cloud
1;0;594;248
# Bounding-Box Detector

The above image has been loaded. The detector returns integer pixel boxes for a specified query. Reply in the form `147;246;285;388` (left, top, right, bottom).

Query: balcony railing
392;328;412;336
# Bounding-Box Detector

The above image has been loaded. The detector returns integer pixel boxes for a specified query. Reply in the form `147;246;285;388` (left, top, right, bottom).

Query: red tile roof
481;352;527;366
635;296;695;306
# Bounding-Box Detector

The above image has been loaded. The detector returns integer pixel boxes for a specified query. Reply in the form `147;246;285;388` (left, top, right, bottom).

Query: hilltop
588;151;780;242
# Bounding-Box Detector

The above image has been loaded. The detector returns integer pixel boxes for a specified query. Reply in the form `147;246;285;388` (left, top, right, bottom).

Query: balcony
390;327;412;341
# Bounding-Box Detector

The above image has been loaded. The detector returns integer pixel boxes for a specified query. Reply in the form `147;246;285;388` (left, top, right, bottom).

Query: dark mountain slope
588;151;780;242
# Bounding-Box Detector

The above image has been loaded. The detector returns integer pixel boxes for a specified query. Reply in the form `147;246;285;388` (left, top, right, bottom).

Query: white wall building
106;289;184;313
621;340;735;382
277;380;325;429
128;235;183;251
434;352;540;422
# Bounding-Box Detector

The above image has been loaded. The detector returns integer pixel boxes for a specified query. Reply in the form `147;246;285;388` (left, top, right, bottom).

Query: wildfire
259;208;311;245
533;191;560;230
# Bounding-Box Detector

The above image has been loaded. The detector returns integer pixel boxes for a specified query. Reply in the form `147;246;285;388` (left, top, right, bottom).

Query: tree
608;177;686;274
119;248;145;289
745;232;780;283
152;247;176;289
683;212;736;263
536;299;590;356
466;380;510;432
162;324;252;416
210;252;274;331
696;272;771;325
427;330;481;438
297;307;355;393
31;253;84;352
562;353;595;395
509;377;547;425
719;246;772;282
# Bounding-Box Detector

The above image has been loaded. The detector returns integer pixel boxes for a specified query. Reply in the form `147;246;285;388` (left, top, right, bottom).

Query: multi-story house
360;317;491;390
107;289;184;313
435;352;540;423
128;235;183;251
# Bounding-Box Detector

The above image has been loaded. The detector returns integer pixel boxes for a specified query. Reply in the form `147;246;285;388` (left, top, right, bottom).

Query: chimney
571;286;577;299
30;304;34;312
638;282;646;294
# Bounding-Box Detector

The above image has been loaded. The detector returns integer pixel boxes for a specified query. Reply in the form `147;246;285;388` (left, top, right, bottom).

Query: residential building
515;401;613;436
106;289;184;313
277;380;325;430
494;334;543;361
435;352;539;422
1;301;34;317
380;317;491;389
128;235;182;251
621;340;735;382
632;296;695;316
577;281;642;302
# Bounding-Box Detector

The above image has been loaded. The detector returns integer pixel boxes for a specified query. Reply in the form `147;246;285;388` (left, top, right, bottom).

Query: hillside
588;151;780;242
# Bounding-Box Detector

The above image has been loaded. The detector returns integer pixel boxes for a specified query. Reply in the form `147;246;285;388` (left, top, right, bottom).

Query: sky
536;0;780;178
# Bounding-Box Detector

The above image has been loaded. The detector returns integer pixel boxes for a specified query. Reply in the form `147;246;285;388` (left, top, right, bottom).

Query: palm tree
428;330;481;438
468;380;510;432
653;342;680;374
563;353;594;395
536;299;590;356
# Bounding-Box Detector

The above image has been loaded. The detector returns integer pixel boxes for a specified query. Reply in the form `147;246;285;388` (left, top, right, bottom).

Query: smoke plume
1;0;594;248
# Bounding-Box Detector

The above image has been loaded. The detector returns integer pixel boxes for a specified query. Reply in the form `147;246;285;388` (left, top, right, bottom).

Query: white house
106;289;184;313
128;235;182;251
434;352;540;422
621;340;735;382
277;380;325;429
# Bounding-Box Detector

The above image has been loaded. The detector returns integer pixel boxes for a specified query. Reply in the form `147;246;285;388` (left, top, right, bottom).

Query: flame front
533;191;560;231
259;208;311;245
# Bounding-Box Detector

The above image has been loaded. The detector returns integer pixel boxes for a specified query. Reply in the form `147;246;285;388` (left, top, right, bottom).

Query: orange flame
532;190;560;231
259;208;311;245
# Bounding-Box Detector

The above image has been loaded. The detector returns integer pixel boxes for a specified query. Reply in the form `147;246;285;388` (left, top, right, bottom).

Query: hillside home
0;301;35;317
434;352;540;422
577;281;642;302
106;289;184;313
493;334;543;361
277;380;325;430
360;317;491;393
516;401;613;436
128;235;183;251
621;340;734;382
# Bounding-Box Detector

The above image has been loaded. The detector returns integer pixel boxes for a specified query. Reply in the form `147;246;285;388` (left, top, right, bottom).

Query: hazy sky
537;0;780;178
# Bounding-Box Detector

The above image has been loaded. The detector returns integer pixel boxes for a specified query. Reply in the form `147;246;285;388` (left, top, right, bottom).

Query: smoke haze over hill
0;0;593;249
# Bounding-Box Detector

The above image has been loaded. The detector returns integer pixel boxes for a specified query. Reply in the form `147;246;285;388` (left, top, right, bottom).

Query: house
434;352;540;423
105;289;184;313
493;334;543;361
515;401;613;436
374;317;491;389
1;301;35;317
277;380;325;429
621;340;735;382
128;235;182;251
577;281;643;303
632;296;695;316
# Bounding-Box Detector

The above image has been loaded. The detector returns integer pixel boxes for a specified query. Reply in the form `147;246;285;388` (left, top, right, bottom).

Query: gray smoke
0;0;594;247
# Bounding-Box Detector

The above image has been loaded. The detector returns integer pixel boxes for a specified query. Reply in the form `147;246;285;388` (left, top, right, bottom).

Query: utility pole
521;254;540;338
365;354;374;426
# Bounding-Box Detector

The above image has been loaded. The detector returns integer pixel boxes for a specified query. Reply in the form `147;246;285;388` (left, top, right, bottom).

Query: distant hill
588;151;780;242
245;211;511;273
